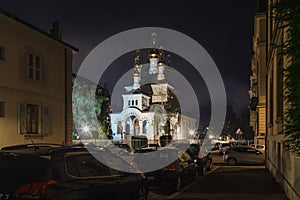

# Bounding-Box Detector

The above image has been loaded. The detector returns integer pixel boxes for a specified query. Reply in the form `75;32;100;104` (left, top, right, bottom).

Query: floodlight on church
83;125;90;133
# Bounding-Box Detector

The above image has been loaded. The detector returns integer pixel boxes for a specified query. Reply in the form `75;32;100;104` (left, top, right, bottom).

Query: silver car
223;146;265;166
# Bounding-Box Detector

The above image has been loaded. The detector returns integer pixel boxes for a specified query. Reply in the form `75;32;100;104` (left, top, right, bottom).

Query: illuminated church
110;34;196;141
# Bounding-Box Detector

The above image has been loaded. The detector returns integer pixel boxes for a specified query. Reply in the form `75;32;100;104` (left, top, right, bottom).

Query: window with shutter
43;106;50;134
0;46;5;61
18;104;51;135
0;101;5;118
18;103;27;134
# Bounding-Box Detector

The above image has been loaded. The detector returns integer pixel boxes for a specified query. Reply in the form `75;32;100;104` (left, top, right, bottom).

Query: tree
272;0;300;154
72;75;106;139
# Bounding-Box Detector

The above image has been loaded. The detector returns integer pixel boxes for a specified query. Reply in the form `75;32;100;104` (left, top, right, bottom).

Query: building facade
249;4;267;146
0;9;78;147
264;1;300;199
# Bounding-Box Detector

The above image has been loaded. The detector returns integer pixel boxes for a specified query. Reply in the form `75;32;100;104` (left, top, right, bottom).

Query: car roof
1;143;64;156
0;143;110;159
229;145;265;152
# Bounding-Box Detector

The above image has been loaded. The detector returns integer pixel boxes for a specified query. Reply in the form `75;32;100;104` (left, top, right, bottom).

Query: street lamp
83;125;90;133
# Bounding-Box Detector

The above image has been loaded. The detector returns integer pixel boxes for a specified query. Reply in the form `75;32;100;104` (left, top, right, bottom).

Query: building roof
0;8;79;52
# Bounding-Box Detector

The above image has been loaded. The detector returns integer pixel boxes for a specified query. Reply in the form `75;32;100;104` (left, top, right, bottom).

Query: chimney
50;21;62;40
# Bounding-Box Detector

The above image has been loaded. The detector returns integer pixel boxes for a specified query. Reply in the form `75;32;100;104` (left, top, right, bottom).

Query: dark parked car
131;148;198;192
106;143;133;155
185;143;213;175
0;143;148;200
134;143;160;153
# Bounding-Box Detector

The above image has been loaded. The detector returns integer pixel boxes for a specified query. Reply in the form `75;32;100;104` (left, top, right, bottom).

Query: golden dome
158;59;165;66
148;48;160;59
158;49;165;66
133;68;140;77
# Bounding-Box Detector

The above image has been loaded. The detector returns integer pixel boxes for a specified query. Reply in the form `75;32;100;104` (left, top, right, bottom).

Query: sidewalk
167;165;289;200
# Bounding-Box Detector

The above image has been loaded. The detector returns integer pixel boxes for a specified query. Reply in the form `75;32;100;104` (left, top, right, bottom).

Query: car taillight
14;180;57;199
163;164;176;171
130;161;138;168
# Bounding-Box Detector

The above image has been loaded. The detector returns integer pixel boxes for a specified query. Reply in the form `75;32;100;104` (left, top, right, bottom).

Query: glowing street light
83;125;90;133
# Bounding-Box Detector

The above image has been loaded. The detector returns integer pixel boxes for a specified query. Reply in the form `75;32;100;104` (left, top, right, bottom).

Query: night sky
0;0;257;125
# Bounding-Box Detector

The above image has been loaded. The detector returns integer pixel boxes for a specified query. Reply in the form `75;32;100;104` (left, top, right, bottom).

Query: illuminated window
27;53;41;81
26;104;39;134
0;101;5;117
18;104;50;134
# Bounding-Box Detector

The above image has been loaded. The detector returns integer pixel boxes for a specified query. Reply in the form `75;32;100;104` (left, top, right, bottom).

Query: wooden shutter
18;103;26;134
43;105;50;134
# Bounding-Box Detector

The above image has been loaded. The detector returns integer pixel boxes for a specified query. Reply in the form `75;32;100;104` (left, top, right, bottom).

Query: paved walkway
167;165;289;200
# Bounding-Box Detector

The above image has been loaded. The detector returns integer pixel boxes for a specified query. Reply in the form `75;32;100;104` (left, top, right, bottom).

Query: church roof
124;88;145;95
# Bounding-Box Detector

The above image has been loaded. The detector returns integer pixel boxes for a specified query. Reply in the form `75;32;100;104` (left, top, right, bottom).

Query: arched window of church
136;100;138;105
117;121;122;134
143;120;147;134
126;123;130;134
128;100;130;106
132;100;134;105
134;118;140;135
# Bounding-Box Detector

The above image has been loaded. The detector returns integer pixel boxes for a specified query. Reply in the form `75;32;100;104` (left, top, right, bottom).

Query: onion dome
148;48;160;60
134;49;142;68
133;67;140;77
134;57;142;68
158;49;165;66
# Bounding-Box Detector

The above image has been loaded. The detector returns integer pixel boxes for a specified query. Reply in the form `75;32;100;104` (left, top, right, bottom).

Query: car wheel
198;164;205;176
136;186;148;200
194;170;199;181
206;160;212;171
227;158;237;166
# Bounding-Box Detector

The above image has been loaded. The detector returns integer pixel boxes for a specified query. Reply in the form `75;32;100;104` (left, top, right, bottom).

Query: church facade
110;34;196;142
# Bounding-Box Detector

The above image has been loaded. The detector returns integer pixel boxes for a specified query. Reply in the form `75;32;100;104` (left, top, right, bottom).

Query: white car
223;146;265;166
250;144;265;151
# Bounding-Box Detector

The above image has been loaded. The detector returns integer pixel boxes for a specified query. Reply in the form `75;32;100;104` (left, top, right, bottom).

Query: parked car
131;148;198;192
250;144;265;151
0;143;148;200
106;143;133;155
134;143;160;153
223;146;265;166
185;143;213;175
218;143;232;155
